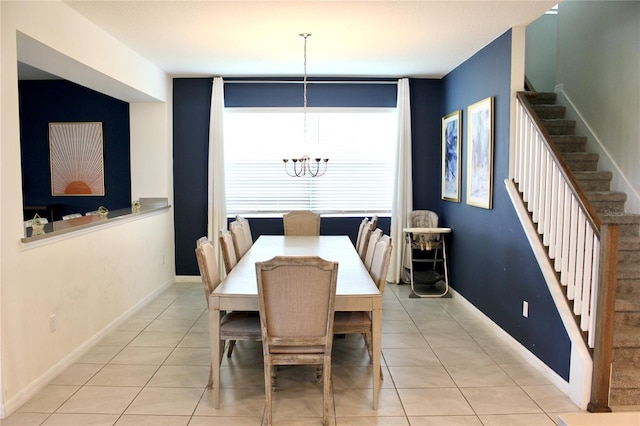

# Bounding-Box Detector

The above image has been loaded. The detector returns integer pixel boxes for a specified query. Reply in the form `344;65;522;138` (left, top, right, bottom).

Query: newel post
588;223;620;412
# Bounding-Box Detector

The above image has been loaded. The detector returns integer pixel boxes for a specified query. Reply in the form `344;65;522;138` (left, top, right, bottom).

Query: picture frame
441;110;461;202
466;97;494;209
49;122;105;196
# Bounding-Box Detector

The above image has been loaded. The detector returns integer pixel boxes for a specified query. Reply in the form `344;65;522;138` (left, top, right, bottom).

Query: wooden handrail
516;92;601;235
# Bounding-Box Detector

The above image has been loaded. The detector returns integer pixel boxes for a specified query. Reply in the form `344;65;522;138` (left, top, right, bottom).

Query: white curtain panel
208;76;228;278
388;78;413;283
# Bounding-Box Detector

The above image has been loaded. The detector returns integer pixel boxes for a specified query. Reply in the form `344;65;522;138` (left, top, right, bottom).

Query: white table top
214;235;380;297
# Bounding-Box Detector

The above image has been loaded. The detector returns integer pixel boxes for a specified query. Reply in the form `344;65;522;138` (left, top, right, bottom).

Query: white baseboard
2;278;175;417
555;84;640;214
446;286;574;394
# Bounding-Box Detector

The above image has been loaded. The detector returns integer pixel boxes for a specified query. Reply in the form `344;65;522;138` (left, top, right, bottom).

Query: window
224;108;397;216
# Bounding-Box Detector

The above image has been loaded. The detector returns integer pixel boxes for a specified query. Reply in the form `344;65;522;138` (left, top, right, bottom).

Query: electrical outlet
522;301;529;318
49;314;57;333
163;255;165;265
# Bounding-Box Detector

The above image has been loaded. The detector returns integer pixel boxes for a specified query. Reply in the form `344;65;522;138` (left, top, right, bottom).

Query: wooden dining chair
333;235;392;362
363;228;383;271
229;220;252;259
195;237;261;385
282;210;321;236
219;229;238;274
255;256;338;426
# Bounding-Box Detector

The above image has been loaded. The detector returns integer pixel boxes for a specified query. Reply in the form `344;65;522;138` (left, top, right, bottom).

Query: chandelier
283;33;329;177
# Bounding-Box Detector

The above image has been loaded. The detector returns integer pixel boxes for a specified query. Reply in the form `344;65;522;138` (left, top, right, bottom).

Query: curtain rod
223;80;399;85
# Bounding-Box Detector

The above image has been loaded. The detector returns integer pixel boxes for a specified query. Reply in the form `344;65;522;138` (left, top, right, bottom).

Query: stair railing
513;92;619;411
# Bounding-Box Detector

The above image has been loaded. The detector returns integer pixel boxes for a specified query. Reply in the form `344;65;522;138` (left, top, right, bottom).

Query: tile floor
3;282;582;425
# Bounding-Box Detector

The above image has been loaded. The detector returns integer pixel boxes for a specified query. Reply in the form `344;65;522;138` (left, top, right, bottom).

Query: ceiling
52;0;557;79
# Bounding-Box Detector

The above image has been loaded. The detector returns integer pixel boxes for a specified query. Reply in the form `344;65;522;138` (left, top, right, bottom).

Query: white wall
1;1;174;416
556;0;640;214
525;13;557;92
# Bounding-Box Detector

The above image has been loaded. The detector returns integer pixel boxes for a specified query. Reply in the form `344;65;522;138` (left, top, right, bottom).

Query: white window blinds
224;108;397;215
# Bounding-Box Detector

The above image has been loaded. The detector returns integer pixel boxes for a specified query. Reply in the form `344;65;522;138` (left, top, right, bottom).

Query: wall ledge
21;198;170;249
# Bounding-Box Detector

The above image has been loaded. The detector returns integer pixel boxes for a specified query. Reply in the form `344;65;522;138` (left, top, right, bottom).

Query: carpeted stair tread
616;293;640;312
617;262;640;279
561;152;600;161
610;387;640;406
601;214;640;226
620;236;640;250
611;363;640;389
613;324;640;347
542;119;577;135
573;170;613;180
524;91;557;104
532;104;566;119
585;191;628;201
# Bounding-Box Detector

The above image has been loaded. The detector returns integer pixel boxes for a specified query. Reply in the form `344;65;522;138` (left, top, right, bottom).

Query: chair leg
322;358;331;426
207;365;213;388
227;340;236;357
363;331;372;360
263;363;273;425
270;365;278;392
219;340;226;362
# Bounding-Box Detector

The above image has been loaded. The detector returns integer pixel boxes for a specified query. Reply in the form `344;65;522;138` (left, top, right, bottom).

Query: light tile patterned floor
3;282;582;425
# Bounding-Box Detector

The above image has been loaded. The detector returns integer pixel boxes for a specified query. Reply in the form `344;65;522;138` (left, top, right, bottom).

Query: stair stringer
505;178;592;409
555;84;640;214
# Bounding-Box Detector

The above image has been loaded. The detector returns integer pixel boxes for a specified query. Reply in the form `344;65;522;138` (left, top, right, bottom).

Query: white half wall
1;1;173;417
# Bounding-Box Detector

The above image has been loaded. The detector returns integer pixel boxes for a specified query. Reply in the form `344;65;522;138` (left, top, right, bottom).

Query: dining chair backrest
255;255;338;425
195;237;221;306
235;215;253;246
219;229;238;274
370;235;392;294
355;217;370;253
357;221;372;260
369;215;379;230
364;228;383;271
229;220;252;259
283;210;321;236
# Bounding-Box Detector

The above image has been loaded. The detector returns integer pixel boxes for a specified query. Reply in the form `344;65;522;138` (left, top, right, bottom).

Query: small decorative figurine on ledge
30;214;46;236
98;206;109;219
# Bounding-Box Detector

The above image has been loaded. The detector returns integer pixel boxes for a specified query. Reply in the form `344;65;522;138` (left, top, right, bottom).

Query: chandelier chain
282;33;328;177
301;33;309;137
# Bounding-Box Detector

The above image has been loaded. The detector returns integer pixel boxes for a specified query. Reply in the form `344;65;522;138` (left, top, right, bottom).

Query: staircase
528;92;640;408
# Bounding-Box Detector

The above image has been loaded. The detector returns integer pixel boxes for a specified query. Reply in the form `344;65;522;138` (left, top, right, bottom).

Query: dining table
208;235;383;409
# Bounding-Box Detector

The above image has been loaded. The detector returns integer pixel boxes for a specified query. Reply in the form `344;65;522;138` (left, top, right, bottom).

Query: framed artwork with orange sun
49;122;105;196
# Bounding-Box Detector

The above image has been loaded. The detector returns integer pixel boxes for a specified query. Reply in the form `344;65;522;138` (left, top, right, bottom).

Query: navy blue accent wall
19;80;131;220
173;78;395;275
173;78;213;275
225;80;397;107
410;79;443;209
435;30;571;379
